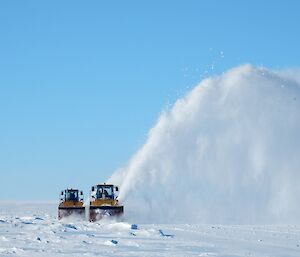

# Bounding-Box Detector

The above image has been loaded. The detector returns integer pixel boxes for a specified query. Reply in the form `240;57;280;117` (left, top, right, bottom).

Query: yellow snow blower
89;183;124;221
58;188;85;220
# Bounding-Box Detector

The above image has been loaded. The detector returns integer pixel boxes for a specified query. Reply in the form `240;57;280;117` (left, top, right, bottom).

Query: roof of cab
95;183;115;187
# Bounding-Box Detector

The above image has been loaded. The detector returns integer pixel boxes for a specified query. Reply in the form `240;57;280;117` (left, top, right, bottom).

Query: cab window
66;190;78;201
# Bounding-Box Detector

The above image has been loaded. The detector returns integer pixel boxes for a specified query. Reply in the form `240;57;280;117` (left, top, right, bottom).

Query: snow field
0;203;300;256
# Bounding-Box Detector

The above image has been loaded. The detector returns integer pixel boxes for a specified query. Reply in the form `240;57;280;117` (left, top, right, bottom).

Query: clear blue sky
1;0;299;200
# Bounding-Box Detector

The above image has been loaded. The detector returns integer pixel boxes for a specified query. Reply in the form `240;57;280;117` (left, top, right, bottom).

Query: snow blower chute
89;183;124;221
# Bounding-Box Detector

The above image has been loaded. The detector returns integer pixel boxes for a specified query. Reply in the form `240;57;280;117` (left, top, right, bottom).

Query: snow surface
109;65;300;224
1;202;300;257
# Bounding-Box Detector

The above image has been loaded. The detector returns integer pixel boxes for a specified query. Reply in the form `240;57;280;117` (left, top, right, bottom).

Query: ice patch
159;229;175;238
104;240;118;246
63;224;77;230
131;224;138;230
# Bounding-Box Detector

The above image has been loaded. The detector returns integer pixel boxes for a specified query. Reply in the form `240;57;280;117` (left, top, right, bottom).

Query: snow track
0;203;300;256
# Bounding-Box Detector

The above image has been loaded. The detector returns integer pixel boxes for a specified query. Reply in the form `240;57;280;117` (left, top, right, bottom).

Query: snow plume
109;64;300;224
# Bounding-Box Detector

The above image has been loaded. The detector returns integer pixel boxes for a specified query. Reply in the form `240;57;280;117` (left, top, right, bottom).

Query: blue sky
1;0;299;200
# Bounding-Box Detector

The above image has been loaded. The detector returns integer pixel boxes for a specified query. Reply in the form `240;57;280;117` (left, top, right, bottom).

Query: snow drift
110;64;300;224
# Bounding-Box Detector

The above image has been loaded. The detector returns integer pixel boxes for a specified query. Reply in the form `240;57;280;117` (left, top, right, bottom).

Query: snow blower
58;189;85;220
89;183;124;221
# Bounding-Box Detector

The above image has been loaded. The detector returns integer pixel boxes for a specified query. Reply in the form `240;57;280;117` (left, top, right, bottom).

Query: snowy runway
0;203;299;256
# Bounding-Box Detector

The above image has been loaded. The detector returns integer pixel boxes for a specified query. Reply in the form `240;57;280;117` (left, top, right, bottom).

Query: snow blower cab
58;188;85;220
89;183;124;221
